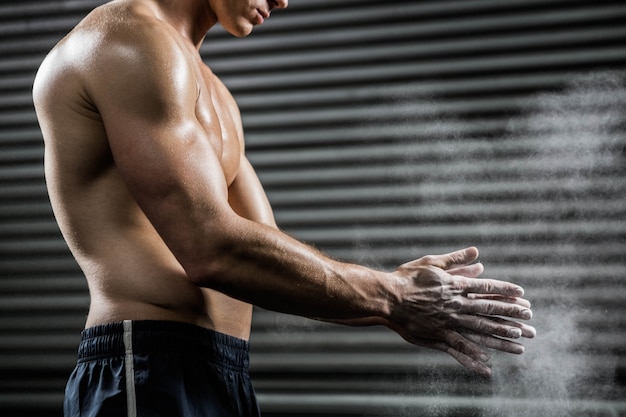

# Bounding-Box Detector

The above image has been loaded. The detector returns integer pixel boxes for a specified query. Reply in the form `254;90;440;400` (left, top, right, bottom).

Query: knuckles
442;296;464;311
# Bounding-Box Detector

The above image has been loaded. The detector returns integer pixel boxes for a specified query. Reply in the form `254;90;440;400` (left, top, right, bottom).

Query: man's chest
194;65;243;185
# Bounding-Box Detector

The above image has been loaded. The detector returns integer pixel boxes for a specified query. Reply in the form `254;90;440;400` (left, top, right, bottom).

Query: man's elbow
184;259;220;288
181;236;238;289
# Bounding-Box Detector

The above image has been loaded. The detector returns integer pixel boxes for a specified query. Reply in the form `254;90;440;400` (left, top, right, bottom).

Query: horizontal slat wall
1;0;625;416
0;1;102;416
206;1;626;416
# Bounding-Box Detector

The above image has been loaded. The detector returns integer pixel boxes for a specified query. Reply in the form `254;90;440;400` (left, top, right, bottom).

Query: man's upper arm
87;24;233;269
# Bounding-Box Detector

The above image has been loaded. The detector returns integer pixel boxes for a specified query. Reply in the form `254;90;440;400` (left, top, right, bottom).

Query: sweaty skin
33;0;534;376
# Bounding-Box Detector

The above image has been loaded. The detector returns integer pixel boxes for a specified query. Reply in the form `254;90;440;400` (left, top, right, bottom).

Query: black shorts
64;320;261;417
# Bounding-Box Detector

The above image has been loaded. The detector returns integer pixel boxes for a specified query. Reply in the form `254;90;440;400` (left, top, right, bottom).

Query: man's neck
149;0;216;49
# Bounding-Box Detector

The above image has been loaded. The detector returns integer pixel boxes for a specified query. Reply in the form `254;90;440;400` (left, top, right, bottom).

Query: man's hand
386;247;536;377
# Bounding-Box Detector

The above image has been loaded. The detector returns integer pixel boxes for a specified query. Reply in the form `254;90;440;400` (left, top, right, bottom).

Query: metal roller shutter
1;0;625;416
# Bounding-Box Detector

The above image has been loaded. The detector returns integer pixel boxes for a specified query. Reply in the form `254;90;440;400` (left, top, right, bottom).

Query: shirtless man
32;0;535;416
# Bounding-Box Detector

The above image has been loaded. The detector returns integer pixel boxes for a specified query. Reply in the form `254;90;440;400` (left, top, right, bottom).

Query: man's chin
223;22;255;38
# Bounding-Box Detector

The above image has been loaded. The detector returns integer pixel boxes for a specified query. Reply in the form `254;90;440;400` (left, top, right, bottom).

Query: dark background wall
1;1;625;416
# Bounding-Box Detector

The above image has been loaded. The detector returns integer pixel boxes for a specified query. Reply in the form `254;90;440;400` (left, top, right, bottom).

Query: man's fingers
453;314;536;339
453;314;521;339
398;323;491;369
447;262;484;278
453;297;532;320
403;247;480;270
442;331;492;377
518;322;536;338
442;246;480;270
446;348;492;377
454;276;525;298
467;293;532;309
394;329;492;377
480;316;537;338
463;332;527;355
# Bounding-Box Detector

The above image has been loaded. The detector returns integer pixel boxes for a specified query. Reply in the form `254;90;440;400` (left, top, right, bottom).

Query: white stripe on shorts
123;320;137;417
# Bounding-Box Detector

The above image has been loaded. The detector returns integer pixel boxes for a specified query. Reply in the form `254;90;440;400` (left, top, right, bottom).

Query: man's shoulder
53;2;180;65
34;2;183;109
101;4;181;50
43;3;189;86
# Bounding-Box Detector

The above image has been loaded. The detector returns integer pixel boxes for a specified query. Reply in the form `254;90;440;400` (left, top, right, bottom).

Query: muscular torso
34;1;266;340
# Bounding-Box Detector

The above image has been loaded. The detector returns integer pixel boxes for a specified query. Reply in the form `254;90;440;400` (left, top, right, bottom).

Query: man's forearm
185;216;396;322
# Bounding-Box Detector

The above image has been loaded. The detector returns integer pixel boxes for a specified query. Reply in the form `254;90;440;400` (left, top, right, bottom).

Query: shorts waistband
77;320;250;370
